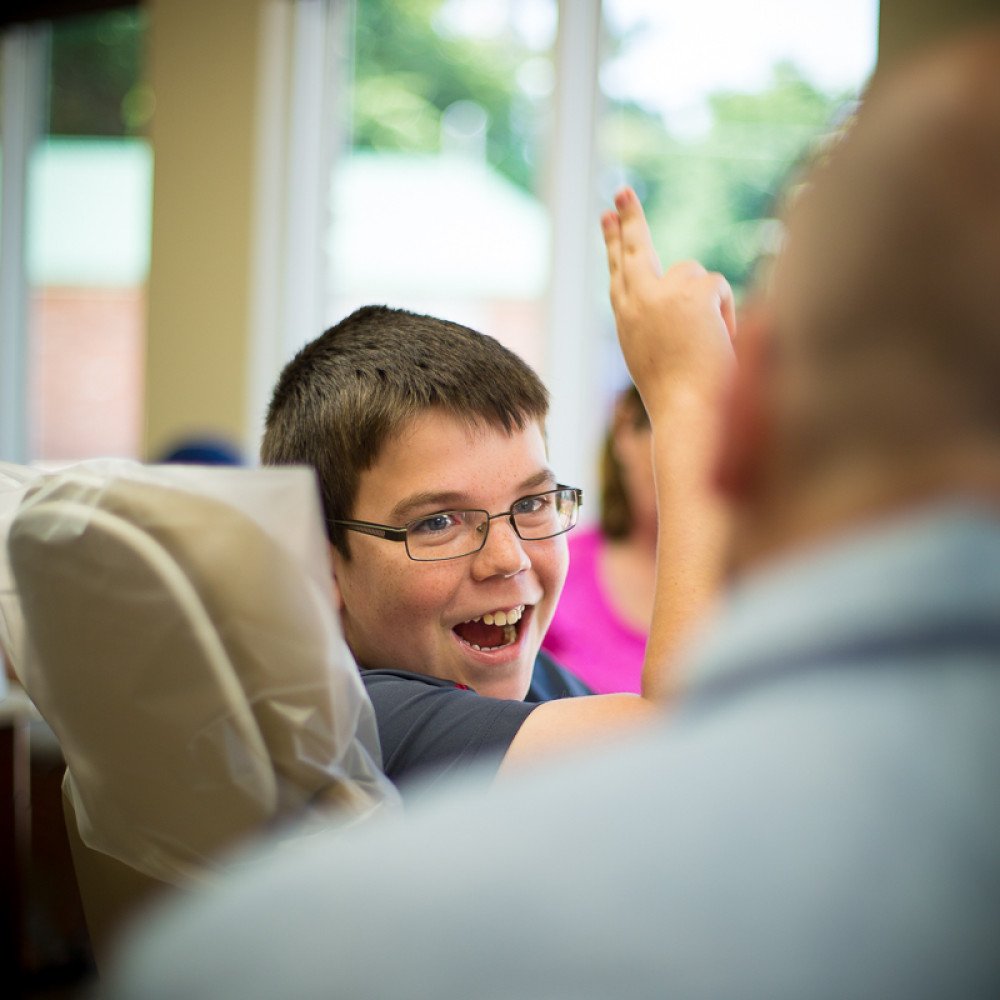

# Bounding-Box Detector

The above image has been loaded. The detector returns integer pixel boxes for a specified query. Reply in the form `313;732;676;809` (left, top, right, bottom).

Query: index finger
614;188;662;289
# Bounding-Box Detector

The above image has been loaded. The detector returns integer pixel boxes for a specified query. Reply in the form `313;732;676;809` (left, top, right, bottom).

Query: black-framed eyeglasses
331;486;583;562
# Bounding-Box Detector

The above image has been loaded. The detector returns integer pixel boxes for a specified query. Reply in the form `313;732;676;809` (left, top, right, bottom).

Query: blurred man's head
719;28;1000;571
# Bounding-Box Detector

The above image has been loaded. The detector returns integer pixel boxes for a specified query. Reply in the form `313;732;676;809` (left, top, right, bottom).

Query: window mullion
0;23;48;463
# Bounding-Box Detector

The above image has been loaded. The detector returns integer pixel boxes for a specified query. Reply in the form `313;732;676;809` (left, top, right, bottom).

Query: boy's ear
712;303;772;504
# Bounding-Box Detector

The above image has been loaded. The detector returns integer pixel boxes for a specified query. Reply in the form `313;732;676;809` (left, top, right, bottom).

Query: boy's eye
512;493;549;516
409;511;463;536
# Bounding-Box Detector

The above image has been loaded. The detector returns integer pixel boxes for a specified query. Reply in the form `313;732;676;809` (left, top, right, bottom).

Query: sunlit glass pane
599;0;878;301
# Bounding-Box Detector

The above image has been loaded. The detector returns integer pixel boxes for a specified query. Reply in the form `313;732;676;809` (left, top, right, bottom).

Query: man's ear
712;303;772;504
328;542;345;612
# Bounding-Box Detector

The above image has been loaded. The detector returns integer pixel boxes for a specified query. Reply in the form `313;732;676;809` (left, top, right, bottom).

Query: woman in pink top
542;385;655;694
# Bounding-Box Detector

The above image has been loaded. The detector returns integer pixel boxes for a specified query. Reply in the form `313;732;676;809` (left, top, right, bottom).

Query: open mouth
452;605;526;651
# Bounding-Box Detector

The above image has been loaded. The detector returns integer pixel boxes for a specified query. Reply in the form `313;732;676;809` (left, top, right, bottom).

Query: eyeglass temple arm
330;519;408;542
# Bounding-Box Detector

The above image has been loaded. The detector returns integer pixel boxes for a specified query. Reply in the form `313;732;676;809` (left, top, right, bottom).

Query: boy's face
331;410;568;700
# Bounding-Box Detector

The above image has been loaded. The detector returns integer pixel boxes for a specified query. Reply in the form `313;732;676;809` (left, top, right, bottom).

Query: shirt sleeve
525;650;594;702
361;670;538;795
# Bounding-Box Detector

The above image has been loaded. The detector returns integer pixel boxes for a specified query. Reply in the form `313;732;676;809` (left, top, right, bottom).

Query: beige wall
143;0;269;460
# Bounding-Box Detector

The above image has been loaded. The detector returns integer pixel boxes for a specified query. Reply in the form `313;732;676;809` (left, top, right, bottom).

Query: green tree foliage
48;7;147;137
606;61;851;293
352;0;543;191
353;2;854;292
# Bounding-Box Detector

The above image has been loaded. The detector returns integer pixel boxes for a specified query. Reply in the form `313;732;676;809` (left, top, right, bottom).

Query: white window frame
0;24;48;463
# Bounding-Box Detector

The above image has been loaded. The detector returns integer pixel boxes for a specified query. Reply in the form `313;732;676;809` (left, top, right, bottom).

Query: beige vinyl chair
7;470;394;971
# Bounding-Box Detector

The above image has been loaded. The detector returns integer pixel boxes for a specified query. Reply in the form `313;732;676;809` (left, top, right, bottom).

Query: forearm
641;387;728;702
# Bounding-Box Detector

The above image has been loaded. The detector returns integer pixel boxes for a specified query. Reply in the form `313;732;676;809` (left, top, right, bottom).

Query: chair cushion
9;473;389;885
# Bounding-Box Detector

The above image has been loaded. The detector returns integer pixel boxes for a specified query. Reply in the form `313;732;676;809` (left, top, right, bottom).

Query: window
328;0;557;374
595;0;879;390
321;0;877;499
1;0;878;478
4;6;151;462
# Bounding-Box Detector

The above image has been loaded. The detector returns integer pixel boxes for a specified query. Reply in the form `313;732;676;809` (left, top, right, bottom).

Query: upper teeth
467;605;524;627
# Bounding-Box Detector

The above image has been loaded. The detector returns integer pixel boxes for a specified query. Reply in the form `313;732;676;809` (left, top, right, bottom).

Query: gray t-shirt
362;652;591;796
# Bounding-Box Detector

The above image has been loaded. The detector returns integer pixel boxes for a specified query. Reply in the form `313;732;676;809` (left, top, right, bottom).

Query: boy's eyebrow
389;491;467;523
389;469;558;523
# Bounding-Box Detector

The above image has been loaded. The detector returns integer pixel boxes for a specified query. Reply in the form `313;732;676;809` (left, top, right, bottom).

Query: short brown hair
261;306;549;555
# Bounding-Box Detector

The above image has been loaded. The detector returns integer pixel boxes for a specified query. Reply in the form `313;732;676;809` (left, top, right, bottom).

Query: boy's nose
470;517;530;580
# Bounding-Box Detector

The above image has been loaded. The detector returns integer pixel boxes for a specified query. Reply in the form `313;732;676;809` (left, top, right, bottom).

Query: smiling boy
327;407;567;700
262;301;730;793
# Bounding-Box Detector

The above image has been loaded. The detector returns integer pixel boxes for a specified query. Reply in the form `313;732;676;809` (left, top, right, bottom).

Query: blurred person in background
157;436;244;466
542;383;655;693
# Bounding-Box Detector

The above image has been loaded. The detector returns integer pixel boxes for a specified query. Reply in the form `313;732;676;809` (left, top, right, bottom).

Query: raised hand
600;187;733;701
601;187;736;416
